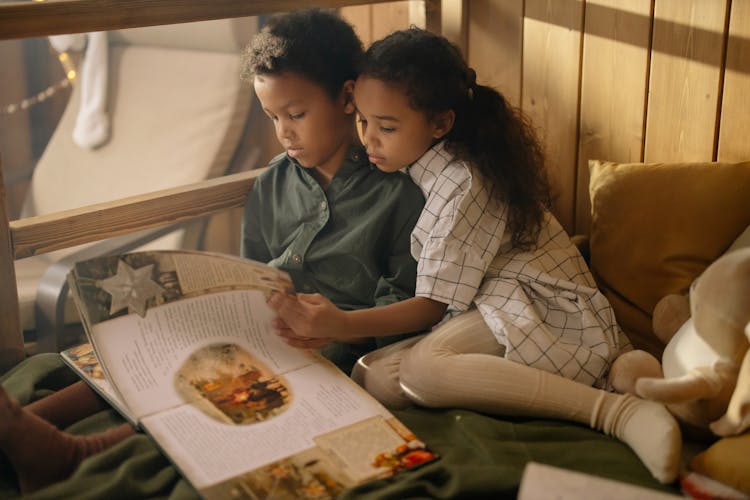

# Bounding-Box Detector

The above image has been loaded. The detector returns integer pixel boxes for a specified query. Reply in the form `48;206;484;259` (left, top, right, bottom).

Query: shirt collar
408;140;456;195
289;144;370;186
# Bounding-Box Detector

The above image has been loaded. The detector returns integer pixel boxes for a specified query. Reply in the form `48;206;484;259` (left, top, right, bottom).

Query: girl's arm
268;293;446;346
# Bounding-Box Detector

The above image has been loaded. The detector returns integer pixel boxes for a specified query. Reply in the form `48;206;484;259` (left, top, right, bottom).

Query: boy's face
354;76;452;173
254;71;356;178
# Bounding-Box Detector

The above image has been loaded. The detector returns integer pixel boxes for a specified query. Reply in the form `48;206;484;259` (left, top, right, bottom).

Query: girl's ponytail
447;77;550;249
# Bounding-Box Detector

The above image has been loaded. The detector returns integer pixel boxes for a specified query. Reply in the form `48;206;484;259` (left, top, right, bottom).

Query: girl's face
354;76;452;172
254;71;356;180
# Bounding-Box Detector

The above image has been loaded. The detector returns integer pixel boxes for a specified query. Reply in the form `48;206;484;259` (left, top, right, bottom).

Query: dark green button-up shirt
241;147;425;373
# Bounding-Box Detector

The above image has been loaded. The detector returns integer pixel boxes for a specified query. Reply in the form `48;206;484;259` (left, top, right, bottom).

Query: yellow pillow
690;433;750;495
587;160;750;357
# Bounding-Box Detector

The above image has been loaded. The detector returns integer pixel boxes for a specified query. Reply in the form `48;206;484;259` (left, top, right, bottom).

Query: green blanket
1;354;678;499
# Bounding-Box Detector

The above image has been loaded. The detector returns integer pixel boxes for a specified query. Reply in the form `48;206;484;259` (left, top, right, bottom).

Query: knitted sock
397;312;682;484
0;385;135;494
591;392;681;483
26;380;110;428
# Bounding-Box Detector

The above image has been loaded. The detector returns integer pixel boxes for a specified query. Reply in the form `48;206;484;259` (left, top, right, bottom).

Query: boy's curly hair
241;9;363;99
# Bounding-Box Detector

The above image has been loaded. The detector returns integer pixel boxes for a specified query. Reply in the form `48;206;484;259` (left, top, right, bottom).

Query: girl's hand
267;292;351;341
271;315;334;349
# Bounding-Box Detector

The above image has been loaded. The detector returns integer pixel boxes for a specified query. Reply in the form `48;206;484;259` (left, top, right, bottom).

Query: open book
62;250;437;500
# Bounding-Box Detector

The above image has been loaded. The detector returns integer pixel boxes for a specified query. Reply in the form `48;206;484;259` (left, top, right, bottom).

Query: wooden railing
0;0;418;38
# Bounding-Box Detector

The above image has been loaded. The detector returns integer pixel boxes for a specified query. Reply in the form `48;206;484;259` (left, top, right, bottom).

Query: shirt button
320;200;327;210
352;152;360;161
292;254;301;264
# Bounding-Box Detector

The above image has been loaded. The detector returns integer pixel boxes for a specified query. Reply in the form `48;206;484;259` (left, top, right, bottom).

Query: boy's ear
341;80;356;114
433;110;455;139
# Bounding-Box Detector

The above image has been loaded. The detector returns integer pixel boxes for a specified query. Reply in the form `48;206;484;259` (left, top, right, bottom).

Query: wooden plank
10;169;264;259
0;0;395;40
341;5;373;47
441;0;468;56
372;1;412;41
408;0;427;30
575;0;651;235
644;0;727;162
0;162;25;372
468;0;523;106
425;0;442;33
522;0;584;234
717;0;750;161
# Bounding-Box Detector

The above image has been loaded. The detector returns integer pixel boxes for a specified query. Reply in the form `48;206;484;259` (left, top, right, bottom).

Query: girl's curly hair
360;29;551;249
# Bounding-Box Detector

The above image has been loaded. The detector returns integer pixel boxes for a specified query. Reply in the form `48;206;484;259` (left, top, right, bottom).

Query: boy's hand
268;292;350;341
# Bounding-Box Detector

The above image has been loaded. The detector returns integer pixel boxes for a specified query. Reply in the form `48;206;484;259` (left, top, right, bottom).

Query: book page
141;361;436;493
518;462;681;500
170;252;292;296
60;343;138;425
91;289;314;419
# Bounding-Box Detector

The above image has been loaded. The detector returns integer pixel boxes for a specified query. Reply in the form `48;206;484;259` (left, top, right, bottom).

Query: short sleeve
414;166;508;310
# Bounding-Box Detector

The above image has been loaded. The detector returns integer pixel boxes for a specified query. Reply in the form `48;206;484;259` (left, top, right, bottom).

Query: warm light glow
67;69;77;80
58;52;69;62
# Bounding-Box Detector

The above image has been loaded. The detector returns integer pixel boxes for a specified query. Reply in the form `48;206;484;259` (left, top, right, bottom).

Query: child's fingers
278;331;332;349
296;293;326;305
269;293;309;329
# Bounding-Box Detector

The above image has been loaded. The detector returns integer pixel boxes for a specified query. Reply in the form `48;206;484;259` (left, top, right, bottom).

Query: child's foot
0;385;135;494
26;380;109;428
592;392;681;483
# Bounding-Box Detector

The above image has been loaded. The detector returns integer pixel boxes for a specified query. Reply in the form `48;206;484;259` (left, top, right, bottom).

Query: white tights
352;309;681;484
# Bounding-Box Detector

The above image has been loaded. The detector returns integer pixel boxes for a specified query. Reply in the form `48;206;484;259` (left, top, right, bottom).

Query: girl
268;28;681;484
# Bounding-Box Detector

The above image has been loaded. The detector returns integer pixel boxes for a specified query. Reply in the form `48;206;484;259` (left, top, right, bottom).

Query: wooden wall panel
341;5;374;46
522;0;583;233
644;0;727;162
342;1;423;48
575;0;652;234
468;0;523;107
717;0;750;161
441;0;468;55
372;1;412;41
408;0;427;30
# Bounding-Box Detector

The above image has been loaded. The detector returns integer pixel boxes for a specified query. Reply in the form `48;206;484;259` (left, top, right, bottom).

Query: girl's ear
341;80;356;114
432;110;455;139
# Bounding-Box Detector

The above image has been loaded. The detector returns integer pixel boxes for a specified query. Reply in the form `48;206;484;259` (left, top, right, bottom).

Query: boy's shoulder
262;151;292;174
369;167;422;194
365;168;425;211
253;152;298;186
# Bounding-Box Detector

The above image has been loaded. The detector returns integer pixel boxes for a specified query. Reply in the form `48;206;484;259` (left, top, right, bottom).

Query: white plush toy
609;239;750;438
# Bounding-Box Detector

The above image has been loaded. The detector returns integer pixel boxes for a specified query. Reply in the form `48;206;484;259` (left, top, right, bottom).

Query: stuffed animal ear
709;324;750;436
652;294;691;344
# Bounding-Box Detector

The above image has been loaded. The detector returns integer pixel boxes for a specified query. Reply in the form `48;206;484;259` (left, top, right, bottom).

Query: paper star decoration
99;259;165;317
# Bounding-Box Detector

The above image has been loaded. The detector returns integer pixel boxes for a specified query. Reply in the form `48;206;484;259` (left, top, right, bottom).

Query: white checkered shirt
408;142;630;386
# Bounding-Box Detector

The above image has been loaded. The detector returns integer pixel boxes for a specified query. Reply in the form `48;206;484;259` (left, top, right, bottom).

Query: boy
0;9;424;495
241;9;425;373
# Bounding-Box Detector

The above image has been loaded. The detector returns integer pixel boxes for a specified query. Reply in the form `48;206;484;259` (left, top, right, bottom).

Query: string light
1;50;77;116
